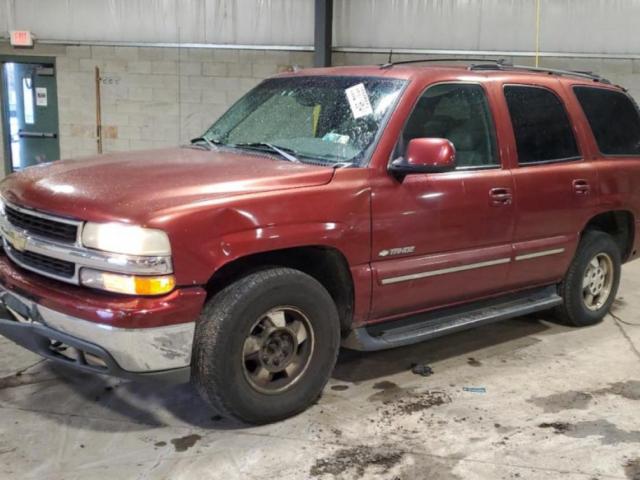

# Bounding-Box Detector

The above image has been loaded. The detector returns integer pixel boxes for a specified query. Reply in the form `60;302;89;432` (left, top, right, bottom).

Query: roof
281;61;622;90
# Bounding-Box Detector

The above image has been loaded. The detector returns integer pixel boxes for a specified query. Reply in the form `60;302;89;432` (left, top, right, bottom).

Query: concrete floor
1;266;640;480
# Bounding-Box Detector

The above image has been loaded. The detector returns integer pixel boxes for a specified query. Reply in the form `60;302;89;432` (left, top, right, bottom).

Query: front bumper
0;287;194;382
0;250;206;383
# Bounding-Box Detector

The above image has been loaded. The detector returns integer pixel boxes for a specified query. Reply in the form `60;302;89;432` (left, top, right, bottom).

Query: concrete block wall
0;42;313;175
1;43;640;178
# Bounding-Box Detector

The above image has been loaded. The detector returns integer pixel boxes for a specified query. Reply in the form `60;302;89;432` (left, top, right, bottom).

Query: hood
0;147;335;223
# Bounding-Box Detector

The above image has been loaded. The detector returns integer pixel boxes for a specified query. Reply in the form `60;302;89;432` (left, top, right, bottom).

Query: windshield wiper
190;136;219;150
232;142;300;163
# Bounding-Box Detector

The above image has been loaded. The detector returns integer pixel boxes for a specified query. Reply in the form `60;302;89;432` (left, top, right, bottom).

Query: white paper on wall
35;87;48;107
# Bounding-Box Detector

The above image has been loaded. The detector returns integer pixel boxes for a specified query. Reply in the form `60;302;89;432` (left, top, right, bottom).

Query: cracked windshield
203;76;406;165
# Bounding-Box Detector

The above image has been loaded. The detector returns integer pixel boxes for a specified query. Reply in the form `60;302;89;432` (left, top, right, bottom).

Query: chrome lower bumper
0;286;194;379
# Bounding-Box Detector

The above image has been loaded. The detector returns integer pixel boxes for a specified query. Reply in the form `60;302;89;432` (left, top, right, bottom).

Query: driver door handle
489;187;512;207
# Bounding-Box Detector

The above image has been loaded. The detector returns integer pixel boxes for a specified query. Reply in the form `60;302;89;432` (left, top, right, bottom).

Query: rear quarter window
573;86;640;156
504;85;580;165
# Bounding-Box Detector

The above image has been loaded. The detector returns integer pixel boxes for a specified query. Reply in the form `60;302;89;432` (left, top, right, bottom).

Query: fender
200;221;357;281
160;168;373;286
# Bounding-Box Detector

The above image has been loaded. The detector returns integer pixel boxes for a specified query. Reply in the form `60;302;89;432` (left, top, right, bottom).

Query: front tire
192;267;340;424
555;230;621;327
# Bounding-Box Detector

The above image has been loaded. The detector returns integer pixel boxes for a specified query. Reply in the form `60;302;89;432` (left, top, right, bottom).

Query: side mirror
389;138;456;179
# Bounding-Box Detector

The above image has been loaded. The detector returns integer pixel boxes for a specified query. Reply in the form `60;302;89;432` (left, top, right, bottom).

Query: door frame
0;55;58;176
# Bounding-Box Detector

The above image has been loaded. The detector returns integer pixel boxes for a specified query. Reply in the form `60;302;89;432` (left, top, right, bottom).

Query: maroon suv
0;60;639;423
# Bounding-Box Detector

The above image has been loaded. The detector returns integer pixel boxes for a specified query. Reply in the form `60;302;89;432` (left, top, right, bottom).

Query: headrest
447;127;479;151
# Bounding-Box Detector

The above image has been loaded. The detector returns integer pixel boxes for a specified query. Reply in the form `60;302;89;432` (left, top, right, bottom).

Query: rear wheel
192;267;340;424
555;231;621;326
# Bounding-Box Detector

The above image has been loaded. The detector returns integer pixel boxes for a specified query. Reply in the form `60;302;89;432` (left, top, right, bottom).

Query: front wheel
555;230;621;326
192;267;340;424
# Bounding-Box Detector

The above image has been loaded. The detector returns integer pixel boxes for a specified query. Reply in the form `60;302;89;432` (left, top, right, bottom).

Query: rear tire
555;230;621;327
192;267;340;424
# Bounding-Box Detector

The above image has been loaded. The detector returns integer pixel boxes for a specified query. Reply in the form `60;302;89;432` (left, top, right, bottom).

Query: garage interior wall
1;0;640;175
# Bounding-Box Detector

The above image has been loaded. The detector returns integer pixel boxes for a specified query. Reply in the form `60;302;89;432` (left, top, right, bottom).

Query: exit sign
10;30;34;47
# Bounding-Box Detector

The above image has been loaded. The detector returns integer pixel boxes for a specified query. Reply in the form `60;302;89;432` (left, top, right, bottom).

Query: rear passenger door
502;82;599;288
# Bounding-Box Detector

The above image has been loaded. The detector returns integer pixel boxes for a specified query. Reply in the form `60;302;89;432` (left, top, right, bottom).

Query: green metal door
1;60;60;172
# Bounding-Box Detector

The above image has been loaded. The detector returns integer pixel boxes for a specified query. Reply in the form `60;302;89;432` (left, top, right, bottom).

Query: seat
447;125;485;167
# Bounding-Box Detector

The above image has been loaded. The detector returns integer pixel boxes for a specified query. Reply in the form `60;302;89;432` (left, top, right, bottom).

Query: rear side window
573;86;640;156
504;85;580;164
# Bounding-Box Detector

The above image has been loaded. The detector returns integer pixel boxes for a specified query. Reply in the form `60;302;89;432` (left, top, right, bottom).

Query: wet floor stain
170;434;202;452
331;385;350;391
369;381;410;403
310;445;462;479
368;380;451;422
528;380;640;413
309;445;403;478
540;420;640;445
0;372;55;390
539;422;572;434
595;381;640;401
385;391;451;415
372;380;398;390
528;391;593;413
467;357;482;367
624;458;640;480
611;297;627;313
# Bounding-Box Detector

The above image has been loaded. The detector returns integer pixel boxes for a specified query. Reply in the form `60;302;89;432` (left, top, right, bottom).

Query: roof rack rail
380;57;510;69
469;63;611;84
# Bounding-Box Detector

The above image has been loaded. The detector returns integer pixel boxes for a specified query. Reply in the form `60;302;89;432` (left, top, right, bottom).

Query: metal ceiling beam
314;0;333;67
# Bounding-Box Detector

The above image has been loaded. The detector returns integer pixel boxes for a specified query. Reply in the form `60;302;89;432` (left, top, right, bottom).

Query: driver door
369;82;515;320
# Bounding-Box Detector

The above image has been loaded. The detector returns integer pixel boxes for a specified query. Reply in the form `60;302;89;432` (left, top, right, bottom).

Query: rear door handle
573;179;591;195
489;187;512;207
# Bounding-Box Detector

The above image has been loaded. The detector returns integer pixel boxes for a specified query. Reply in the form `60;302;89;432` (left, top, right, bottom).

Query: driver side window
402;83;498;168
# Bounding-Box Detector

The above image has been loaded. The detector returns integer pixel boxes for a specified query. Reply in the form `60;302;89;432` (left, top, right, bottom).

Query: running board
342;286;562;351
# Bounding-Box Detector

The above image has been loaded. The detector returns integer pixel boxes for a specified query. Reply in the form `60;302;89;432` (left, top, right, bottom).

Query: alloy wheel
242;306;315;394
582;252;614;311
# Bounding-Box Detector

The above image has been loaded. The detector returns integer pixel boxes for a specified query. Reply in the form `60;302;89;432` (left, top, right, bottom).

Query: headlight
80;268;175;296
82;222;171;256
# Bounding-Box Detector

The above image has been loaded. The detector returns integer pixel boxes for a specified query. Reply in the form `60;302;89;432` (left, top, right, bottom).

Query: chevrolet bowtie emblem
8;230;28;252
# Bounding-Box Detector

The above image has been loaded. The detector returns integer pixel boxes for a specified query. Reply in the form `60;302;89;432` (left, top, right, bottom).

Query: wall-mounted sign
36;87;48;107
10;30;34;48
100;74;121;86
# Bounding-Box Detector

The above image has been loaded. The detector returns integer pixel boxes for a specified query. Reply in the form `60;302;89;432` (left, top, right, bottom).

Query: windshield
202;76;406;166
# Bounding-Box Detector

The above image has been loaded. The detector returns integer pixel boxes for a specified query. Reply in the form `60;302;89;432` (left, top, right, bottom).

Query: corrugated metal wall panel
539;0;640;54
333;0;537;52
334;0;640;55
7;0;192;43
1;0;314;45
1;0;639;54
203;0;314;45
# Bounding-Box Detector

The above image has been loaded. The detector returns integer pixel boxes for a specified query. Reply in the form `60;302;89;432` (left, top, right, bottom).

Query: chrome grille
0;200;172;286
5;243;75;278
5;204;78;243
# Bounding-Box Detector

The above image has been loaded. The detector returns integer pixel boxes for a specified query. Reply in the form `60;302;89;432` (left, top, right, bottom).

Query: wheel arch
204;246;355;332
581;210;635;262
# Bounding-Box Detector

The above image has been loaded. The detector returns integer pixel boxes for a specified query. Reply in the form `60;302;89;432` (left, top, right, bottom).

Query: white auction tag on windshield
345;83;373;119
